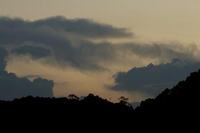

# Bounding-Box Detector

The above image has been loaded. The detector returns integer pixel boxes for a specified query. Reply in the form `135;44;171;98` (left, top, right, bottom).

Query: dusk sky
1;0;200;102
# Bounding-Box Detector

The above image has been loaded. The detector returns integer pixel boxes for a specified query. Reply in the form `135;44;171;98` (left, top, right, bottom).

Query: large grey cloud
12;45;51;59
112;59;200;96
0;16;132;44
0;16;131;70
0;47;54;100
1;16;200;71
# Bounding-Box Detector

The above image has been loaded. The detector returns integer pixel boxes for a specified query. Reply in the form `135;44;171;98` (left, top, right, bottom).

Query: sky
1;0;200;102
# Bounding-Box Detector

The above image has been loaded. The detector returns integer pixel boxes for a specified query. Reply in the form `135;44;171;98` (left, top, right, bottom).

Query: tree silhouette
0;69;200;117
68;94;79;100
118;96;131;106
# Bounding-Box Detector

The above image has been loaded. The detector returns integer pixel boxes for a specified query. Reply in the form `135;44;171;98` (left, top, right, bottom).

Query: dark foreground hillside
0;94;133;115
0;70;200;120
135;70;200;116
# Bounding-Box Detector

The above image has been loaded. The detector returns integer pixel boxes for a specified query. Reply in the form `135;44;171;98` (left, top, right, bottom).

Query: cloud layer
120;43;200;62
33;16;133;38
1;16;200;71
0;16;133;70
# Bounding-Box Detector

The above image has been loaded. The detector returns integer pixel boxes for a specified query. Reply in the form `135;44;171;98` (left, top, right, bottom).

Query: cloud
12;45;51;59
112;59;200;96
0;16;131;70
0;16;132;44
1;16;200;71
118;42;200;63
33;16;133;38
0;47;54;100
0;47;8;70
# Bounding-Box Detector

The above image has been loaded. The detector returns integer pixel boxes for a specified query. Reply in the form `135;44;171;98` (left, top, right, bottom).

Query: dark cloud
33;16;133;38
112;59;200;96
0;16;132;45
51;41;116;70
0;16;125;70
0;47;54;100
12;45;51;59
0;47;8;70
0;72;54;100
0;16;200;71
0;17;71;45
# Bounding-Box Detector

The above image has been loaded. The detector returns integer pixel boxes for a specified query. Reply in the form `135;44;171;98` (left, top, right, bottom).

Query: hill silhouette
0;69;200;118
0;94;133;114
135;69;200;117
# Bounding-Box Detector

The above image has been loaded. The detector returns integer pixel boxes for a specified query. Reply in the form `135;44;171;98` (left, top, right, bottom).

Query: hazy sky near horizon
1;0;200;43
